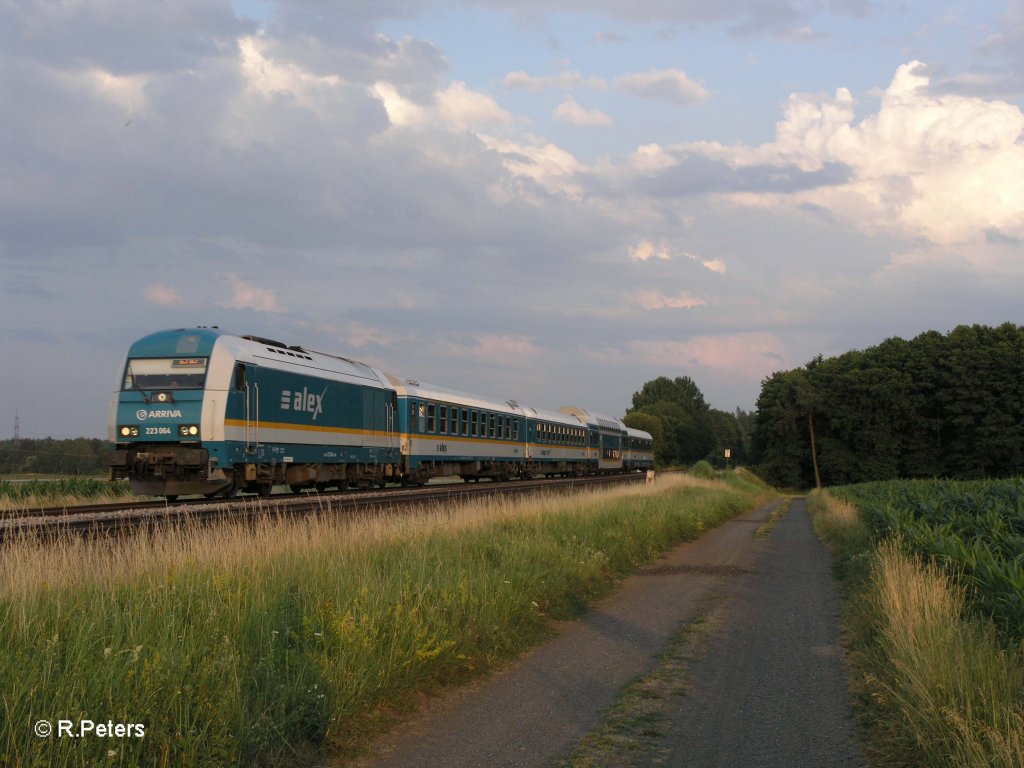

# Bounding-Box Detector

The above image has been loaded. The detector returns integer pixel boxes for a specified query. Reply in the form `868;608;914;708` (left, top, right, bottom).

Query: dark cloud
633;155;851;198
0;0;250;74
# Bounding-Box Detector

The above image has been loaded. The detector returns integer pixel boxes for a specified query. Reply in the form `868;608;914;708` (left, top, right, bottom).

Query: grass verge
808;490;1024;767
1;472;771;767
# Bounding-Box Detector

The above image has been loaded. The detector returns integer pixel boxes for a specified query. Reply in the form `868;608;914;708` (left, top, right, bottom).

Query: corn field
833;479;1024;642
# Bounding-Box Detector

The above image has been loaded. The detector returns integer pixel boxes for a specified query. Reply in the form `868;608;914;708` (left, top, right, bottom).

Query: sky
2;0;1024;439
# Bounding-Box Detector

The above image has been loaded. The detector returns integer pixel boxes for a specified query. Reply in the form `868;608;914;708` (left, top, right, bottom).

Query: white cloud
502;69;607;92
436;81;512;130
373;79;511;131
222;274;284;313
628;240;724;272
633;333;788;380
372;81;424;127
613;68;710;105
477;134;583;198
629;239;673;261
144;284;184;307
439;334;539;365
632;290;708;309
685;61;1024;245
554;97;613;126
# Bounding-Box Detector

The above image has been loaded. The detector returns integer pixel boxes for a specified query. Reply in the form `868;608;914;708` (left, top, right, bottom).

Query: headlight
178;424;200;437
119;425;140;437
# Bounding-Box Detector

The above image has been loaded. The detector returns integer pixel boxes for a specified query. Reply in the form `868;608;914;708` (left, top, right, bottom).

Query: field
810;479;1024;767
0;471;771;767
834;479;1024;642
0;477;134;512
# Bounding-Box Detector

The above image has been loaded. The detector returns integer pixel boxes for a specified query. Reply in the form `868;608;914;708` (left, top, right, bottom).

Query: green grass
809;488;1024;768
0;472;772;767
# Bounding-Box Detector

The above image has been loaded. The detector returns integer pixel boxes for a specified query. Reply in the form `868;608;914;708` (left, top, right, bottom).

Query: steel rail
0;473;648;543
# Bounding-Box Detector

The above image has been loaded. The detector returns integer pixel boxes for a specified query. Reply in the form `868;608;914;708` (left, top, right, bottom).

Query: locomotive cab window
123;357;208;391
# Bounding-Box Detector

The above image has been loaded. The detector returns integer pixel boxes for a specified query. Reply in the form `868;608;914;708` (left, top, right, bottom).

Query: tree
751;323;1024;487
627;376;716;466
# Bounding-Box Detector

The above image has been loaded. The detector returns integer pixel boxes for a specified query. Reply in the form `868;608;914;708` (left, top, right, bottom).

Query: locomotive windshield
122;357;208;390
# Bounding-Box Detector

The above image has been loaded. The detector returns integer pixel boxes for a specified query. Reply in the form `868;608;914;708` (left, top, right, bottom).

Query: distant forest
751;323;1024;489
0;438;110;475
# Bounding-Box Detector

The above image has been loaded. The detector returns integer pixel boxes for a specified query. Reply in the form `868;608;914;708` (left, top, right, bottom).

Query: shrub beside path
344;498;864;768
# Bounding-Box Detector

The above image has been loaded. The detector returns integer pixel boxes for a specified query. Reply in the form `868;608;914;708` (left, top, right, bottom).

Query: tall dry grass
809;489;1024;768
1;472;771;767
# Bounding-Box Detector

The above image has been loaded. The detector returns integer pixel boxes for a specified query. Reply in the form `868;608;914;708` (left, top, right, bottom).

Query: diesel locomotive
108;328;653;499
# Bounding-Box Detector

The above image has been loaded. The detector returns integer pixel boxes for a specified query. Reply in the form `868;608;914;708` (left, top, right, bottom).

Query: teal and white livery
108;328;653;499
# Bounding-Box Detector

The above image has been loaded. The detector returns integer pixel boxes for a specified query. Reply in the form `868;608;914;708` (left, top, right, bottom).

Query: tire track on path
343;498;863;768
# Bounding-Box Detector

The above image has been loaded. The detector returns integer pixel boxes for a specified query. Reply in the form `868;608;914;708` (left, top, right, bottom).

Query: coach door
233;363;258;453
386;391;398;457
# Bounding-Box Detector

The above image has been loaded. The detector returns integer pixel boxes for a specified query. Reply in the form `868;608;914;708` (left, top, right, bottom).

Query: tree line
623;375;754;469
0;438;110;475
750;323;1024;489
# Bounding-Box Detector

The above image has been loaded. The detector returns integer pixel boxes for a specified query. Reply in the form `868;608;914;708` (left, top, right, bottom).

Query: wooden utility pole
808;411;821;489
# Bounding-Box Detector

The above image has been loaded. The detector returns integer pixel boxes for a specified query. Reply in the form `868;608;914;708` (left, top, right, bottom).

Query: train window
471;411;478;437
123;357;208;391
489;414;495;438
450;407;458;435
514;419;519;441
439;405;447;434
418;402;426;433
427;403;436;433
233;363;246;391
462;409;469;435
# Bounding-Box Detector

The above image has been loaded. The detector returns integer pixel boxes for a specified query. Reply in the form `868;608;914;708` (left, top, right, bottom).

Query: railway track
0;473;648;543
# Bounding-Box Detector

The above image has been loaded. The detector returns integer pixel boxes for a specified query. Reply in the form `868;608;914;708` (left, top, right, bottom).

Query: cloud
477;134;584;198
632;290;708;309
633;333;788;379
436;81;512;130
554;97;613;126
144;284;184;307
222;275;284;313
438;334;540;365
502;69;607;92
672;61;1024;245
629;239;672;261
628;240;725;273
612;68;710;105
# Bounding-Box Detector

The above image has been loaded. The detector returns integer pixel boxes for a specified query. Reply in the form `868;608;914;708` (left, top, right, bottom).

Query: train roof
126;328;392;389
521;405;586;428
384;373;522;415
559;406;627;433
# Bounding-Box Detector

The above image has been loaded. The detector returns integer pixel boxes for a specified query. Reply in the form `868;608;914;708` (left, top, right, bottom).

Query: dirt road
346;498;865;767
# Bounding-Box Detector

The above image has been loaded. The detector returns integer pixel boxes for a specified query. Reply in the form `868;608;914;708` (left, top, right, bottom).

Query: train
107;328;654;499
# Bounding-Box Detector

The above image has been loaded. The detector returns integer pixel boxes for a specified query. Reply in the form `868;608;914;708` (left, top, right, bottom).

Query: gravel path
344;498;864;768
